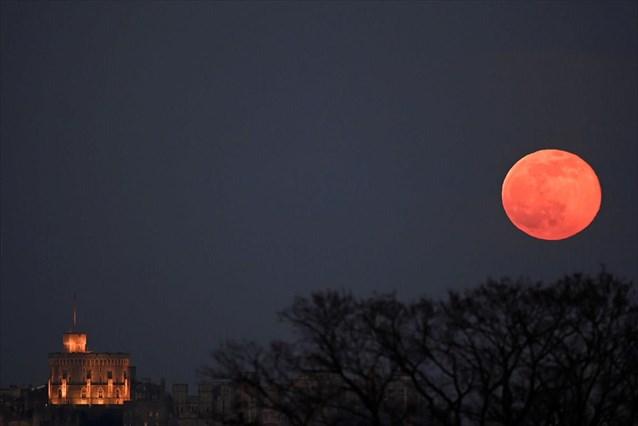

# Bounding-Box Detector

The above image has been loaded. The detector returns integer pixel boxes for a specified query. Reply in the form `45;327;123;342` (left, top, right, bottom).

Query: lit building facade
48;330;134;405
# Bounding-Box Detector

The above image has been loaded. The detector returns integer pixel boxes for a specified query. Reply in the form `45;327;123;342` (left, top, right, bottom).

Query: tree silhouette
283;291;416;425
204;271;637;426
533;271;638;426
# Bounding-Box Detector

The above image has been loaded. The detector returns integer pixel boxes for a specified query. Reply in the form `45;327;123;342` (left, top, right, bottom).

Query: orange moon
501;149;601;240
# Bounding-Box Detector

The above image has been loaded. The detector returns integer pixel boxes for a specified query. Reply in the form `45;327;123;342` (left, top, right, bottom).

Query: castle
47;306;134;405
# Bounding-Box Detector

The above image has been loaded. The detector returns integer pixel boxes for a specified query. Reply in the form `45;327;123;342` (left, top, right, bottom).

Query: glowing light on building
47;306;134;405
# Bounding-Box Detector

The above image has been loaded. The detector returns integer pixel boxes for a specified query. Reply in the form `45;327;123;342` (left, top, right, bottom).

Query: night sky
1;2;636;388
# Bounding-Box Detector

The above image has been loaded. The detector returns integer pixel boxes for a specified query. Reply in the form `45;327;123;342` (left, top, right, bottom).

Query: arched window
115;389;120;399
81;388;87;399
97;388;104;399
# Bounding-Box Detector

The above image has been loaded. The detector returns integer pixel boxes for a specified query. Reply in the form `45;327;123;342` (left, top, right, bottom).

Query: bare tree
204;271;637;426
532;271;638;426
438;279;570;426
203;339;333;425
280;291;409;425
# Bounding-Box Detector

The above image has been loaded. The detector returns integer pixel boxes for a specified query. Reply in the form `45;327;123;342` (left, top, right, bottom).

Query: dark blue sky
1;2;636;387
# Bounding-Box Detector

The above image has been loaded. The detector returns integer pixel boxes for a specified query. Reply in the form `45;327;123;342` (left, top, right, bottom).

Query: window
107;371;113;379
81;388;87;399
86;370;91;380
115;389;120;398
97;388;104;399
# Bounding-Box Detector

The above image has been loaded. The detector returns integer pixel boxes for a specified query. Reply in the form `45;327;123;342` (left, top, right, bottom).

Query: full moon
501;149;601;240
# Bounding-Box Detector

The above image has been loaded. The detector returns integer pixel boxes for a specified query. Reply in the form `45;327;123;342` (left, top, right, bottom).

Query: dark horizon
1;2;636;388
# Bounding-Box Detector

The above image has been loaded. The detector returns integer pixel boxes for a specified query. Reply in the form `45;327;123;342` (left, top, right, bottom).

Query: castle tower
63;332;87;353
47;301;133;405
62;297;88;353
